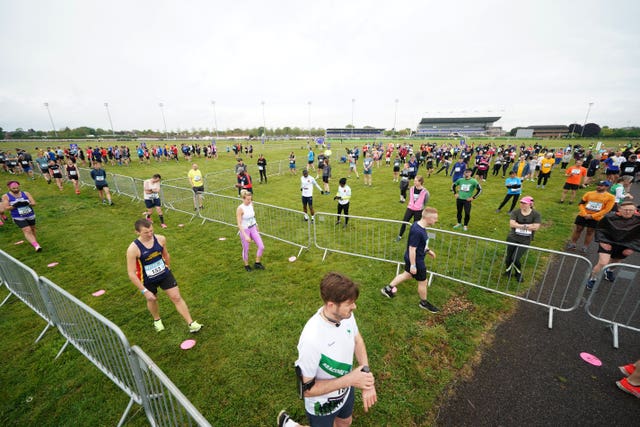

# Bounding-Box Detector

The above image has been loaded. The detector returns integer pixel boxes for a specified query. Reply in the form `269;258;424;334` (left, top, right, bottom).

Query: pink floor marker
218;237;226;241
288;256;297;262
180;339;196;350
580;352;602;366
15;240;24;245
92;290;106;297
47;262;59;268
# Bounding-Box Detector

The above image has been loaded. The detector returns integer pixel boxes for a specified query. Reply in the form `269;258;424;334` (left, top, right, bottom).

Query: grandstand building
521;125;569;138
325;128;385;139
415;116;501;137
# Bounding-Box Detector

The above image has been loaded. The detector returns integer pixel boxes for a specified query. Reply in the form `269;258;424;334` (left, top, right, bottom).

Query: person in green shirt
452;169;482;231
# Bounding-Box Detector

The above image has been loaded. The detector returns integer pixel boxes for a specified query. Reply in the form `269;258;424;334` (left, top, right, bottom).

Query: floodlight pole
43;102;58;138
261;101;266;144
393;99;399;136
104;102;115;137
211;100;219;139
351;98;355;139
580;102;594;137
307;101;312;141
158;102;169;140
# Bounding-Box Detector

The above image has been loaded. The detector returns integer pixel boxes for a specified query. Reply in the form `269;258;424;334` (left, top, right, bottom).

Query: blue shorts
306;386;355;427
302;196;313;208
145;198;162;208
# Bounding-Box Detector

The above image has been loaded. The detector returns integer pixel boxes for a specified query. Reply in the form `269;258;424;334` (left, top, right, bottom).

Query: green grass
0;138;617;426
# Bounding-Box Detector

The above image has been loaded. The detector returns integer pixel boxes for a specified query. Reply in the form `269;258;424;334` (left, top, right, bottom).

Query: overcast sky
1;0;638;133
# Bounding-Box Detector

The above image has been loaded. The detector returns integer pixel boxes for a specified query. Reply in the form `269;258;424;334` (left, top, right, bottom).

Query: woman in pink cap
504;196;541;282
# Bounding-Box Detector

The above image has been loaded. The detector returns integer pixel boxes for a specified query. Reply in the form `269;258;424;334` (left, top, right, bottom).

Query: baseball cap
520;196;534;204
597;180;611;186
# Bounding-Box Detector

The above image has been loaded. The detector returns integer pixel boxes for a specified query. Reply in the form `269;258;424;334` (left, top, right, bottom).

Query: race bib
413;193;420;201
17;206;33;216
454;167;461;172
571;169;580;175
624;167;635;173
460;184;471;192
149;193;159;199
585;201;603;211
144;259;166;278
69;170;77;176
95;176;105;181
515;228;532;236
258;166;263;170
193;176;202;182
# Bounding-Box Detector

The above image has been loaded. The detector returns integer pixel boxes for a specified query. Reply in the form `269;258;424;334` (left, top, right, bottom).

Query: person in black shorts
381;208;440;313
126;219;202;333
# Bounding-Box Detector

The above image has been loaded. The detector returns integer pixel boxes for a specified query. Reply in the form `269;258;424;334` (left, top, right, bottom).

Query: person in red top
560;159;587;204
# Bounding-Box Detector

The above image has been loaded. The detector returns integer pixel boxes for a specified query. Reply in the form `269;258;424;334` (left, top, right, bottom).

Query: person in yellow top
537;152;555;188
566;180;616;253
187;163;204;210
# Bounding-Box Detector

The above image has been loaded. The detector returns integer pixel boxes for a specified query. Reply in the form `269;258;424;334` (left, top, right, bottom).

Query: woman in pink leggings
236;190;265;272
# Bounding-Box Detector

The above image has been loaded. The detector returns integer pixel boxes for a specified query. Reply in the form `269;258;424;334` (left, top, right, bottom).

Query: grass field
0;138;617;426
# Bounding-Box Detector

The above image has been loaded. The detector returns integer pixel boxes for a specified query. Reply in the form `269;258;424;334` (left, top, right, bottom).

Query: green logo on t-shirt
319;354;352;378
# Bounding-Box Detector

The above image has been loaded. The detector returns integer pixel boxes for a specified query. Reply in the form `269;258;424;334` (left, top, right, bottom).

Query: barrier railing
0;250;55;343
312;212;407;264
585;263;640;348
130;346;212;427
422;229;592;328
38;276;151;426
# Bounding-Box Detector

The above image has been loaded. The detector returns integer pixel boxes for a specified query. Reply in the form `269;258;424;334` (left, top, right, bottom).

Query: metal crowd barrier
0;250;55;343
312;211;407;264
585;262;640;348
130;346;212;427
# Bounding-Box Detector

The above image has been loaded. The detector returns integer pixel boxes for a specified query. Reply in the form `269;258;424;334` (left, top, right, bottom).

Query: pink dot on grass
288;256;297;262
47;262;59;268
92;290;106;297
180;339;196;350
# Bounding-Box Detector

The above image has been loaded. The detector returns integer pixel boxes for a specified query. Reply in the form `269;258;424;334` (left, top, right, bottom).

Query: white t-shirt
337;185;351;205
296;308;358;416
143;179;161;200
301;176;321;197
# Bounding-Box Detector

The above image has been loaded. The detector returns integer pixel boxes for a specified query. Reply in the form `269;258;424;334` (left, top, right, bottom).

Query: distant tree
344;124;354;129
509;128;518;136
0;127;5;140
582;123;601;138
568;123;582;136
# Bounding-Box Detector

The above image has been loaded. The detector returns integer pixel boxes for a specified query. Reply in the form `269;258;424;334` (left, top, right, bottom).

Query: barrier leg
610;324;619;349
54;340;71;360
1;292;11;307
116;397;137;427
548;307;554;329
34;322;53;343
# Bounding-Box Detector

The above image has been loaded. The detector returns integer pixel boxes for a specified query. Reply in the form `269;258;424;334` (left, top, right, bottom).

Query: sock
31;241;40;248
159;215;165;224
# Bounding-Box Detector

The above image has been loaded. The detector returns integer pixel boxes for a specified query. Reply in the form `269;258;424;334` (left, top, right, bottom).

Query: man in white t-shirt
300;169;323;221
278;272;377;427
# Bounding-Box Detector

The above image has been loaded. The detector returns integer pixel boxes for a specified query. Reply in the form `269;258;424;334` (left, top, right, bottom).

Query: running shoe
254;262;265;270
189;321;202;333
619;363;636;376
566;242;577;250
604;268;616;282
586;278;596;290
419;300;440;313
463;226;468;231
277;410;293;427
380;286;396;298
153;319;165;332
453;224;462;229
244;265;252;272
616;378;640;398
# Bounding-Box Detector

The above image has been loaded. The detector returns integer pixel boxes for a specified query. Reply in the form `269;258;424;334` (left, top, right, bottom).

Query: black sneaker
586;278;596;290
244;265;252;272
254;262;265;270
380;286;396;298
277;410;292;427
604;268;615;282
419;300;439;313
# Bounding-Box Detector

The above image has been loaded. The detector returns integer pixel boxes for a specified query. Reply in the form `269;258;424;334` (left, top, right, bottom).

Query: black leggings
259;169;267;182
498;193;520;212
456;199;472;225
337;202;350;224
537;172;550;186
398;208;422;237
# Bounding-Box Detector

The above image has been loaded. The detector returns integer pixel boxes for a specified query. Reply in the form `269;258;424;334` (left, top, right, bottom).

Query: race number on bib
585;201;603;211
144;259;166;278
17;206;33;216
460;184;471;192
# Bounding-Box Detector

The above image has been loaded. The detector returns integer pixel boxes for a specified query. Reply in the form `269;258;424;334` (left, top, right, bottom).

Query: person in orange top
566;180;616;253
560;159;587;203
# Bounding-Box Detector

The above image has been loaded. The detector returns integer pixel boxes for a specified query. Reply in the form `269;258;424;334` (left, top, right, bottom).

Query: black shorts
563;183;580;190
574;215;598;229
598;243;631;259
322;176;329;183
302;196;313;208
143;270;178;294
95;184;109;190
404;261;427;281
144;198;161;208
13;218;36;228
192;186;204;193
587;169;598;177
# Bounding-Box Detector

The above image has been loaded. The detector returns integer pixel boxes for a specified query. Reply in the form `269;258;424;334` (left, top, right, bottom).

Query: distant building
520;125;569;138
325;128;385;139
415;117;501;137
